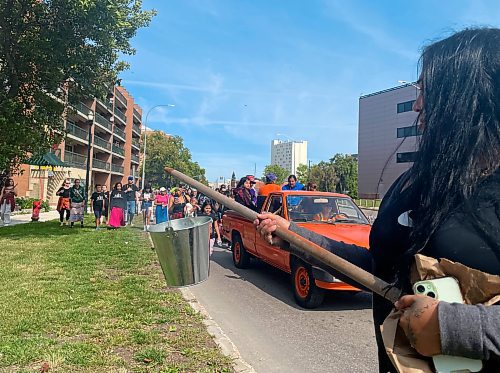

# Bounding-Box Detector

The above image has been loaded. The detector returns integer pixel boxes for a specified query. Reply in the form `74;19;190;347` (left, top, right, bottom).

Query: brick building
13;85;142;206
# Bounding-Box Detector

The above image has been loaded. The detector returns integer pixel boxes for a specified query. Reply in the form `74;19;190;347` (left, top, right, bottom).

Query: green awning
26;152;67;167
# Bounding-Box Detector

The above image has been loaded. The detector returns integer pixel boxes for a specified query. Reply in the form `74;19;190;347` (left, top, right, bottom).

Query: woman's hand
253;213;290;247
395;295;441;357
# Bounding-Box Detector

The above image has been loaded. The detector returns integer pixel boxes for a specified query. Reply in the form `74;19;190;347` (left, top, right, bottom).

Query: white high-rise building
271;139;308;176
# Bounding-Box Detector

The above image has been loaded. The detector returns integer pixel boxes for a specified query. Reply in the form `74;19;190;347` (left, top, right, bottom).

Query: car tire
291;259;325;309
232;234;250;269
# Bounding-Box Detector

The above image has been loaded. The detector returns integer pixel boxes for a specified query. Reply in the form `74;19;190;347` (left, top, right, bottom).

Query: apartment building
271;139;308;176
358;83;419;198
14;85;142;206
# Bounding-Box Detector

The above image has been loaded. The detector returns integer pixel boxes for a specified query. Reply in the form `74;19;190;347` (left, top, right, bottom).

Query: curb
147;232;255;373
180;287;256;373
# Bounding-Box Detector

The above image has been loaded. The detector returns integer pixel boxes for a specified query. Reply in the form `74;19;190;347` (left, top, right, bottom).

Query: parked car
222;191;371;308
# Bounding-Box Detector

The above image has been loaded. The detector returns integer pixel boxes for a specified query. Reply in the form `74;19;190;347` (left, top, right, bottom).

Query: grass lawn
0;217;233;372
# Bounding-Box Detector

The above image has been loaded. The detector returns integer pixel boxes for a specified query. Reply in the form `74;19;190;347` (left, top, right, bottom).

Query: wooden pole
164;167;402;303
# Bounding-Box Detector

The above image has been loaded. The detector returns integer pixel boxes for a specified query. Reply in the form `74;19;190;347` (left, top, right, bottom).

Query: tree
295;163;309;184
330;154;358;198
308;161;336;192
262;164;288;185
141;131;207;189
0;0;156;173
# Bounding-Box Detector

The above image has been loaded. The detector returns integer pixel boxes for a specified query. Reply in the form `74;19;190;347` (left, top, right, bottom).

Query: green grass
0;217;233;372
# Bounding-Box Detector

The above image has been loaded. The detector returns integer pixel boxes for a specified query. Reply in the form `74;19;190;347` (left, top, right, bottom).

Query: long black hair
405;28;500;261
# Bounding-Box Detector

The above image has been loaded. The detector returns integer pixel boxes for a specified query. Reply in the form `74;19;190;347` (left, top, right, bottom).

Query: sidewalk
1;210;60;227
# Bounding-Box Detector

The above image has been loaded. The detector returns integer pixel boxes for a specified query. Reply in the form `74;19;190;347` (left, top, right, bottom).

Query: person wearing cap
124;176;139;226
258;173;282;196
154;187;169;224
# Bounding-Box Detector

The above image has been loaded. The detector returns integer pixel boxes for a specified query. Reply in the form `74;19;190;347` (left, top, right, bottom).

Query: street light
141;104;175;190
84;109;95;214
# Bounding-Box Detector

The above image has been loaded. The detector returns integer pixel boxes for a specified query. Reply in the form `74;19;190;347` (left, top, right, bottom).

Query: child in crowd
90;184;105;230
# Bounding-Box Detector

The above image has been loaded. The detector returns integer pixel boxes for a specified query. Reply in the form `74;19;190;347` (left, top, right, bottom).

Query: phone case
412;278;482;373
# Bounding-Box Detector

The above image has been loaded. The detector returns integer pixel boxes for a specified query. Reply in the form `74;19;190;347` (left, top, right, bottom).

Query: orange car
222;191;371;308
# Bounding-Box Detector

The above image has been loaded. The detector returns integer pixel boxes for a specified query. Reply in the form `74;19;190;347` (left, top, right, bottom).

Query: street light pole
141;104;175;190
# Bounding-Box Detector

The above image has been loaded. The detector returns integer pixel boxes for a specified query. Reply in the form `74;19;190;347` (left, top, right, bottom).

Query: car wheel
232;234;250;269
291;260;325;309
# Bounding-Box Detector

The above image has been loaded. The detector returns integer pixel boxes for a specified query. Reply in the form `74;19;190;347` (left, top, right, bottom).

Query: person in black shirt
124;175;139;226
90;184;105;230
109;182;126;228
198;202;222;255
255;28;500;372
56;179;71;226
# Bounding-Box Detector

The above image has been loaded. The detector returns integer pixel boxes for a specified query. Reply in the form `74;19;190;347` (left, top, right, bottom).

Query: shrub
15;197;51;212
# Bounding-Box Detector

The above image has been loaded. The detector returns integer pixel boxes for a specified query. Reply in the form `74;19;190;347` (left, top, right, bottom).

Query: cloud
123;79;337;99
322;0;418;60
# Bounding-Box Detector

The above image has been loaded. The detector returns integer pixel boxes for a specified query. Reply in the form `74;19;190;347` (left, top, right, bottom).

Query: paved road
190;247;378;373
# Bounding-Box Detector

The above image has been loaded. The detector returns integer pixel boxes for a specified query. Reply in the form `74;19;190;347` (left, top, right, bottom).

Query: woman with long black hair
233;177;258;212
255;28;500;372
108;182;126;229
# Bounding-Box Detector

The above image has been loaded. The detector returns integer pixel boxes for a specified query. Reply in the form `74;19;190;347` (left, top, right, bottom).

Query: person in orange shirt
258;173;281;196
256;173;282;211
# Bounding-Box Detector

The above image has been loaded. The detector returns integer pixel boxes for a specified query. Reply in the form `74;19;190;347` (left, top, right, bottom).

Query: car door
255;194;287;270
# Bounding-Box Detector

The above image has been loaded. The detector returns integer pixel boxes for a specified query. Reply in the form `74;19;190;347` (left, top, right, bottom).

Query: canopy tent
26;152;66;167
25;152;67;201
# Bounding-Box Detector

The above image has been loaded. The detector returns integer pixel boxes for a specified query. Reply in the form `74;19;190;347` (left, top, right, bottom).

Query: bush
15;197;51;212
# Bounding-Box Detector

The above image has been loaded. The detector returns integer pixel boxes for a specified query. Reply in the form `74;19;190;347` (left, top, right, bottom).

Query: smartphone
413;278;482;373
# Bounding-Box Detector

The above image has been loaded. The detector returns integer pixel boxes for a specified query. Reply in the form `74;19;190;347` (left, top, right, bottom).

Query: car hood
296;222;371;249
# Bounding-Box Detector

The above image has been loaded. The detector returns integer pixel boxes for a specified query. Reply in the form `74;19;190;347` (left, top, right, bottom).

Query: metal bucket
148;216;211;287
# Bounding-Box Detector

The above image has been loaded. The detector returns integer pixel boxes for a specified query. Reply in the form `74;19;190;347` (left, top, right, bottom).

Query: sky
120;0;500;182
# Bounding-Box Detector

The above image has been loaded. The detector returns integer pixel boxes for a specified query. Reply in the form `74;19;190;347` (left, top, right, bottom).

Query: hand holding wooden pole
164;167;402;303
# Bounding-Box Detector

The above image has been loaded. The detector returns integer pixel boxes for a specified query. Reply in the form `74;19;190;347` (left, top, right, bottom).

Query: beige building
14;85;142;206
271;139;308;176
358;83;420;199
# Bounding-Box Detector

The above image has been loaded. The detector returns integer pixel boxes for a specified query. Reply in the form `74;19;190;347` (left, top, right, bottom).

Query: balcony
66;121;89;141
115;89;127;107
133;108;141;121
94;112;112;132
92;158;110;171
93;135;111;151
114;107;127;124
106;100;114;112
113;126;126;140
111;164;124;174
64;151;87;169
112;144;125;156
131;154;139;164
75;102;93;119
132;124;141;135
132;138;140;150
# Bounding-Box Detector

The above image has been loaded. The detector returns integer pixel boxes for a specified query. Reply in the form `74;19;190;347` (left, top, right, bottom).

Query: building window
396;151;418;163
397;100;415;113
397;125;422;138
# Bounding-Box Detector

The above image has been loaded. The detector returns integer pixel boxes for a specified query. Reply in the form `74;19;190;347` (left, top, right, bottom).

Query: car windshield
285;195;369;224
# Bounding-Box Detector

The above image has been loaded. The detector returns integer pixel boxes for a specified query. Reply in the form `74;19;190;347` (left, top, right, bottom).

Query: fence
354;199;381;209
